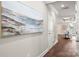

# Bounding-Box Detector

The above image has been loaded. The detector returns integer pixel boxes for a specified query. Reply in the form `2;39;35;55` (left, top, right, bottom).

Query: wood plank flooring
44;34;77;57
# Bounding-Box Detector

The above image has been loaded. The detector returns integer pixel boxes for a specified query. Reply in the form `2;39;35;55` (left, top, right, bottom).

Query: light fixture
61;4;69;9
61;4;65;8
63;17;71;20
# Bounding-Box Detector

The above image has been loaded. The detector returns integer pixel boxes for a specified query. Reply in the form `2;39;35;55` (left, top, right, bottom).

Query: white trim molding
39;40;58;57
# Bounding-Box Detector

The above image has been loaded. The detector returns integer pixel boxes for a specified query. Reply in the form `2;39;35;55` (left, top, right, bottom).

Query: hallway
0;1;79;57
44;35;77;57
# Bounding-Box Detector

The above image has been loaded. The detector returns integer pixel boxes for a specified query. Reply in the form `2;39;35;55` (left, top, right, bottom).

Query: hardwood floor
44;34;77;57
76;42;79;56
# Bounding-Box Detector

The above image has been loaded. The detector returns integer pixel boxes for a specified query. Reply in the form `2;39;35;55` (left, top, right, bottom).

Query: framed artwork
0;1;43;38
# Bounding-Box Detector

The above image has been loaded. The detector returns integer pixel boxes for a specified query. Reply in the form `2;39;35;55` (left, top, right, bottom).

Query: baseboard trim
39;40;58;57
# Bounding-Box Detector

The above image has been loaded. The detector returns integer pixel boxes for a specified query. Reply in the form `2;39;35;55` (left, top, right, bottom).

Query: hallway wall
47;6;57;47
0;2;48;57
0;2;1;38
56;17;67;35
76;1;79;41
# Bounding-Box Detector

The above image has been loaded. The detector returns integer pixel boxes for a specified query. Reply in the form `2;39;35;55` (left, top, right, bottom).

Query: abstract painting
0;1;43;37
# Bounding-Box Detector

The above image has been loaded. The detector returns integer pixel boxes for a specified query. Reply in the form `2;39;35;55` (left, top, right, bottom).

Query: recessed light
61;4;69;9
61;4;65;8
63;17;70;20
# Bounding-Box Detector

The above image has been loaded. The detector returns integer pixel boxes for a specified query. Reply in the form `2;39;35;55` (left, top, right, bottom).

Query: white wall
75;1;79;41
0;1;48;57
47;4;58;47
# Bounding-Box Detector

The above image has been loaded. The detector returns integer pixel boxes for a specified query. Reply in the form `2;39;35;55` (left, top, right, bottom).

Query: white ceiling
48;1;76;18
44;1;56;4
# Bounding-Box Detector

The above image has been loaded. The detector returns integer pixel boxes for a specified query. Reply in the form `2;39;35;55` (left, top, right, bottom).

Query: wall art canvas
0;1;43;38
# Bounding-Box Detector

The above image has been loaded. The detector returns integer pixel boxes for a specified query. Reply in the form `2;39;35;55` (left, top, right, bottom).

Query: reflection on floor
44;34;77;57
